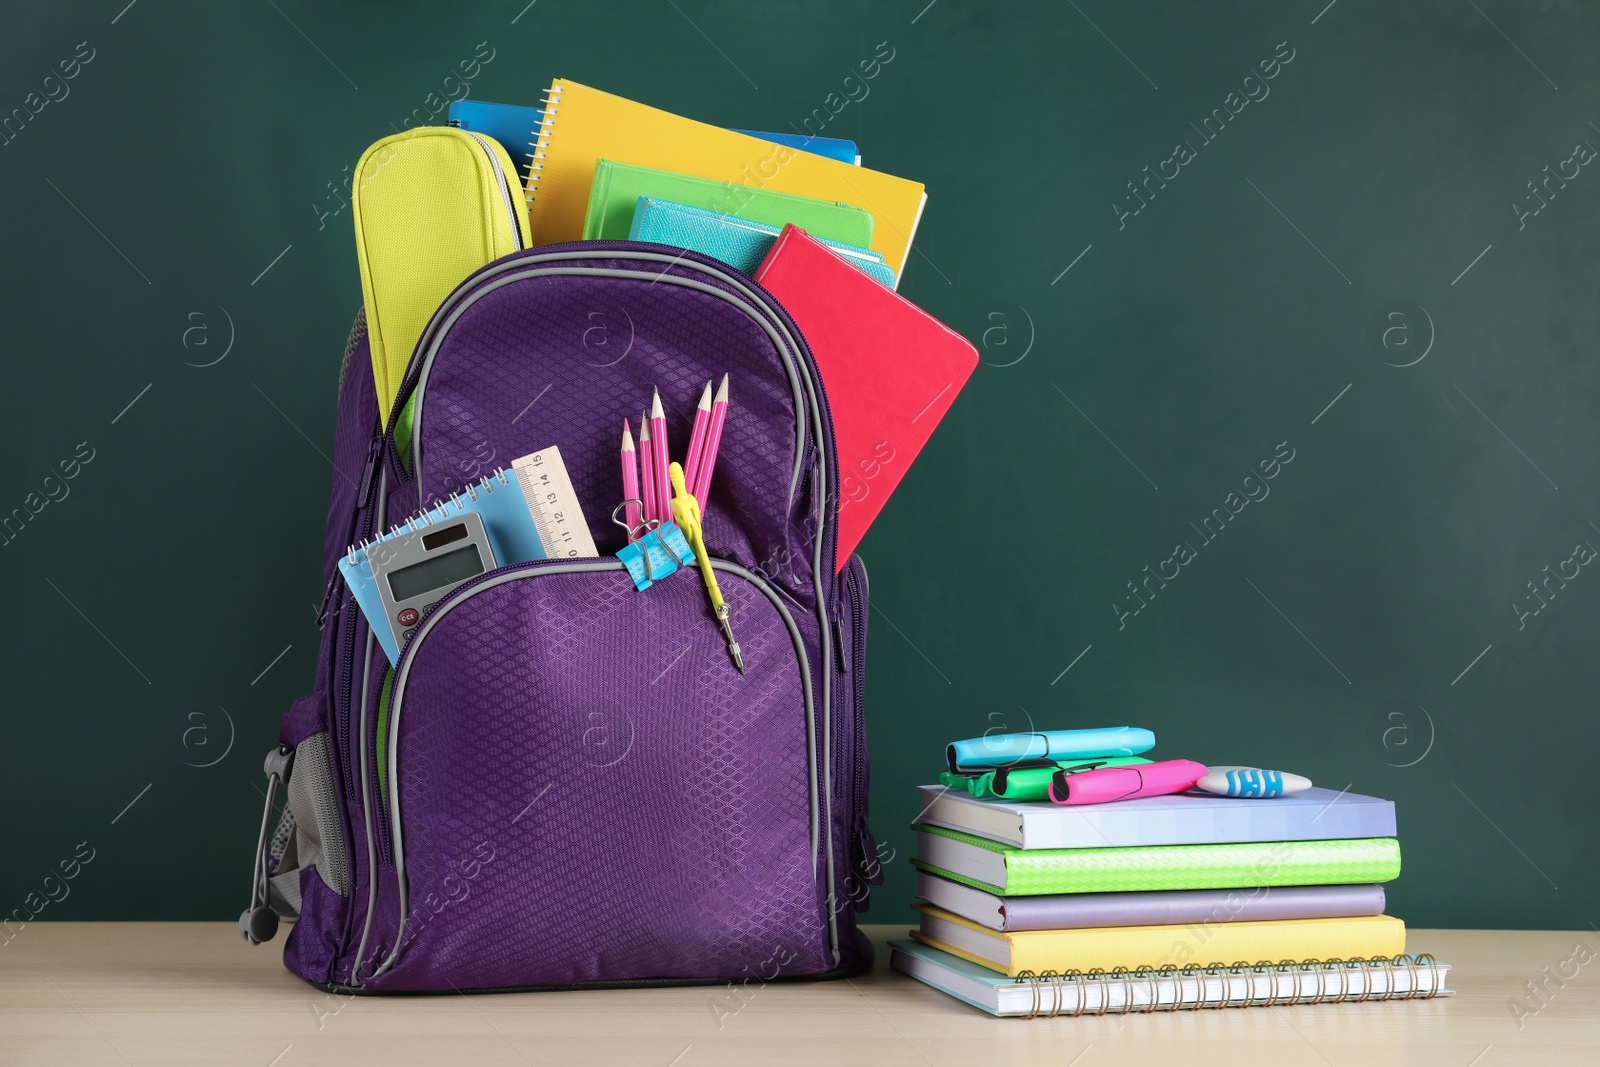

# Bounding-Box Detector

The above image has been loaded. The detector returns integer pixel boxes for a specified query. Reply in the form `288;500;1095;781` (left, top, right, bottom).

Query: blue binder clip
612;501;695;591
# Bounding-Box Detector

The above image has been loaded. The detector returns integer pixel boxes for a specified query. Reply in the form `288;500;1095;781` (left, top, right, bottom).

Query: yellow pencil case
352;126;531;432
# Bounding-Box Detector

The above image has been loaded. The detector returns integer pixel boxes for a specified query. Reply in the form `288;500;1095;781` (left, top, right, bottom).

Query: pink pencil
681;380;713;497
690;374;729;505
620;419;641;537
638;414;658;524
649;388;671;522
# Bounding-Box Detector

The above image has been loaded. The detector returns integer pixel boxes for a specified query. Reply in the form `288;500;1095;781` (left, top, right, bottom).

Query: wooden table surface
3;924;1596;1065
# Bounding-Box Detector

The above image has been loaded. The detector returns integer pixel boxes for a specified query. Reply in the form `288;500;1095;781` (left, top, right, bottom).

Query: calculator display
386;544;485;602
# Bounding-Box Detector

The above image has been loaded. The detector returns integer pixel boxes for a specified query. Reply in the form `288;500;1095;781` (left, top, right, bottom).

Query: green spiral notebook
913;825;1402;896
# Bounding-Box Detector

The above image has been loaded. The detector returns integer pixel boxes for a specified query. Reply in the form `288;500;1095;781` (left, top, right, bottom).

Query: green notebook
582;159;874;245
913;825;1402;896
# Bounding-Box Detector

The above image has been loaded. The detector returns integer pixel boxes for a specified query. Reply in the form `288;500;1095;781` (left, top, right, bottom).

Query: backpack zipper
843;559;879;904
844;559;870;902
463;132;523;251
336;437;384;828
318;310;385;976
347;466;388;986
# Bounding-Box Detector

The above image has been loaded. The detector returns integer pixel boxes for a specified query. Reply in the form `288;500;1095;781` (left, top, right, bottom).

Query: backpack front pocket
361;558;834;990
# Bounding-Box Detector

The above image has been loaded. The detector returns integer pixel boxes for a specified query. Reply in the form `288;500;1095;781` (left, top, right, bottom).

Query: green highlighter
941;757;1153;802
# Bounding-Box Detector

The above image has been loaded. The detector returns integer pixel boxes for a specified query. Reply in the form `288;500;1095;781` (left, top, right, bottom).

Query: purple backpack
243;243;879;992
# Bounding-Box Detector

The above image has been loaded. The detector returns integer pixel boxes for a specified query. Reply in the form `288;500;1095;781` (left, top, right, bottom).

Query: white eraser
1197;766;1312;798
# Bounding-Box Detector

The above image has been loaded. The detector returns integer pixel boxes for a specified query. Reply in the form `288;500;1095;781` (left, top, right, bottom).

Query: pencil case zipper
462;131;524;253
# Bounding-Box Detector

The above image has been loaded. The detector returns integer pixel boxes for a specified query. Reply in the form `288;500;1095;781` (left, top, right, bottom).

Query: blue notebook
447;100;861;180
730;129;860;165
338;470;546;662
445;99;545;179
630;197;896;287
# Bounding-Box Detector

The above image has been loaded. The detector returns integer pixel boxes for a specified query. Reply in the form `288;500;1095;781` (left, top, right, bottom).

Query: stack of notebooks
892;784;1453;1017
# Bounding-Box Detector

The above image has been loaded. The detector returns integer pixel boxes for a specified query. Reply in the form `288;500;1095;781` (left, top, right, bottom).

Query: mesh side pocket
266;808;302;917
287;732;350;897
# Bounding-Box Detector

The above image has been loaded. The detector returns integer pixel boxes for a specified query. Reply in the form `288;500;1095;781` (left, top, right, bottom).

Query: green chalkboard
2;0;1595;932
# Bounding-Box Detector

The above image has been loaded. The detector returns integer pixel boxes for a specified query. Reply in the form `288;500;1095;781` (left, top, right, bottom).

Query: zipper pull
849;814;884;912
796;447;820;526
356;436;382;511
313;573;339;629
833;601;850;672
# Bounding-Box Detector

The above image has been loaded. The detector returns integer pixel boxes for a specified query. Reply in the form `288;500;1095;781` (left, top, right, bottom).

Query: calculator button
402;627;416;641
397;608;419;626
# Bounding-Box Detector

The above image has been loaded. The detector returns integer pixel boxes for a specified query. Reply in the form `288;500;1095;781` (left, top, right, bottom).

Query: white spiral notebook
889;939;1452;1018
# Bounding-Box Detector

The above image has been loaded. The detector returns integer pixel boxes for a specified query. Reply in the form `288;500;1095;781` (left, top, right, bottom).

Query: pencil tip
651;389;665;417
698;380;713;408
715;373;729;402
621;419;634;448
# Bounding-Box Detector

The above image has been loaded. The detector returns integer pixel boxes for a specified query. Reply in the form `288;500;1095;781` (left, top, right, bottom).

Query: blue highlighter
946;727;1156;771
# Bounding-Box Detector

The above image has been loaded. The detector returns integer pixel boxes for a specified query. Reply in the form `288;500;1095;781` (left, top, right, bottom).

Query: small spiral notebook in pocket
338;469;550;664
890;939;1453;1018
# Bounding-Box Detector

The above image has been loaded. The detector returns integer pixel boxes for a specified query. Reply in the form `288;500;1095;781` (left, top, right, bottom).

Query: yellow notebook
526;80;927;277
912;904;1407;978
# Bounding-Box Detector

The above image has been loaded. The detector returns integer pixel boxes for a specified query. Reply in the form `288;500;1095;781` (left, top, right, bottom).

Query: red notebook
755;226;977;568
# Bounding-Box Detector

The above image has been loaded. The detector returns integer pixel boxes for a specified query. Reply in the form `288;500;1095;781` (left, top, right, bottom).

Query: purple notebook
915;784;1397;850
917;872;1387;932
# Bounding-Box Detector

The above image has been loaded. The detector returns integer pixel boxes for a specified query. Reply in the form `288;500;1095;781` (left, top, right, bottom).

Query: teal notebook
730;129;859;165
629;198;896;287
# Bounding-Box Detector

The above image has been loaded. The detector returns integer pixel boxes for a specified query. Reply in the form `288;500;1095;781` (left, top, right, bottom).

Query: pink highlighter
1048;759;1208;805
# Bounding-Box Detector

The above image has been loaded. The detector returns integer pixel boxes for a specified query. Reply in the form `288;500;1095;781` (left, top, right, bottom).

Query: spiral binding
343;469;513;564
1008;953;1444;1018
525;83;563;207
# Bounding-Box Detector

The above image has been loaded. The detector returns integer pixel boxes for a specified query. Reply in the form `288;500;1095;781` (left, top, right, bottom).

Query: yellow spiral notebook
525;80;927;277
912;904;1407;978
